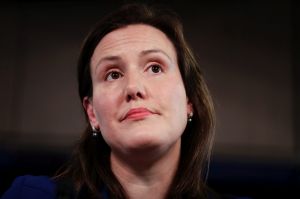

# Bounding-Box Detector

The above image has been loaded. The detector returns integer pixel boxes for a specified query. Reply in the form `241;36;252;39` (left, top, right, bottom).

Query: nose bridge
124;66;145;101
127;67;141;87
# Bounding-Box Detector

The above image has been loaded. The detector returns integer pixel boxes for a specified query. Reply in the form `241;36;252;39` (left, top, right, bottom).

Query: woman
1;3;216;199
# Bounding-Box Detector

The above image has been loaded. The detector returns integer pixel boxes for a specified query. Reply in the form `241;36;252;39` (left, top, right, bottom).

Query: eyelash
104;63;163;81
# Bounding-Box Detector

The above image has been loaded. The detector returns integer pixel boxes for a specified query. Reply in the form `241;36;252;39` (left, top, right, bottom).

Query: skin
84;24;193;199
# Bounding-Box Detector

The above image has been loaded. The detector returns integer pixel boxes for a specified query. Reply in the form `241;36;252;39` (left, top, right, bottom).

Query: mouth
121;107;155;121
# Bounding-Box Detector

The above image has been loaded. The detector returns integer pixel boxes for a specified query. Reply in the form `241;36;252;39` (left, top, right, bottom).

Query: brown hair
55;3;215;199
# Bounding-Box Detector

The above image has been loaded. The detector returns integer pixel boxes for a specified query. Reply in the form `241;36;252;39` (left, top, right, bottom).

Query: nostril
127;95;132;102
136;92;142;98
126;91;143;102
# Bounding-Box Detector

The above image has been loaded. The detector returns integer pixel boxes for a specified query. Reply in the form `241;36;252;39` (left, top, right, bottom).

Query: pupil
112;72;119;79
152;65;160;73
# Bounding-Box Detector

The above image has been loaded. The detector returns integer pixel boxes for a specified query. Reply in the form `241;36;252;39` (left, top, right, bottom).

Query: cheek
156;77;188;118
92;92;119;145
94;101;110;122
171;85;188;118
92;86;121;125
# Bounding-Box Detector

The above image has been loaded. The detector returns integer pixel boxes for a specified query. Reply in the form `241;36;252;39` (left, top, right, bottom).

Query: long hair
55;3;215;199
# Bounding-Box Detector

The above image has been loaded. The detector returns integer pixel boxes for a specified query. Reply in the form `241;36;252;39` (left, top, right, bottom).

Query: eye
148;64;162;74
106;71;123;81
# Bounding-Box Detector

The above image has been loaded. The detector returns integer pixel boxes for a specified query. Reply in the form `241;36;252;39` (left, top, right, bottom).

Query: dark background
0;0;299;198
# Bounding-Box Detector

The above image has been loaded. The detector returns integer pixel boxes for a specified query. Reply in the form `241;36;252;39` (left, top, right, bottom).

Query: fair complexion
84;24;193;199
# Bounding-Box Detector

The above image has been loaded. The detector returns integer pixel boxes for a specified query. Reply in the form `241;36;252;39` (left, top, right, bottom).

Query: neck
110;140;181;199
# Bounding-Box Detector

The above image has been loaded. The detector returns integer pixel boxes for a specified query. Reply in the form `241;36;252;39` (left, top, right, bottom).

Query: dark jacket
1;175;56;199
1;175;247;199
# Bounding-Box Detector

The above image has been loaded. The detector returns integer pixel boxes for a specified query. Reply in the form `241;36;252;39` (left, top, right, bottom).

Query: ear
187;98;193;115
83;96;100;129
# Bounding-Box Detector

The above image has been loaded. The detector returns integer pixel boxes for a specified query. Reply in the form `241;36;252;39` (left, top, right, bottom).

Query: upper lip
121;107;155;121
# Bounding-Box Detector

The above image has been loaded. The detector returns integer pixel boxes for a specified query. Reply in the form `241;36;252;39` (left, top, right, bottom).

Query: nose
125;73;147;102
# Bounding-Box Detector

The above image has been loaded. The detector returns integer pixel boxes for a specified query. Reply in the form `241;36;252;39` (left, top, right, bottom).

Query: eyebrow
95;56;121;71
95;49;173;70
140;49;173;63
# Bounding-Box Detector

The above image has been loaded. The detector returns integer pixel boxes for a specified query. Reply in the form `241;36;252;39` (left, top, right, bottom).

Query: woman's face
85;24;192;156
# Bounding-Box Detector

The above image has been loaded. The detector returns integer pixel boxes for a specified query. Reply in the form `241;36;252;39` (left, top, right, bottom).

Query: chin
124;135;167;152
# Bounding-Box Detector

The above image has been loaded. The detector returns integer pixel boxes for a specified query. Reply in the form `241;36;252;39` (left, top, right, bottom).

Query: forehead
91;24;177;64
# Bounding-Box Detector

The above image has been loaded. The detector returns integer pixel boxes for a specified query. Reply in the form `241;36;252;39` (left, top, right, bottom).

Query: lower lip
125;111;153;120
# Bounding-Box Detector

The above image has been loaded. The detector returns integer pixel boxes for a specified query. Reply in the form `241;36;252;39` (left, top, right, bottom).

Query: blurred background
0;0;299;198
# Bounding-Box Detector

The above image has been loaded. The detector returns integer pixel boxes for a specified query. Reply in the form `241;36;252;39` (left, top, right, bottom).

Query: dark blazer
1;175;108;199
1;175;248;199
1;175;55;199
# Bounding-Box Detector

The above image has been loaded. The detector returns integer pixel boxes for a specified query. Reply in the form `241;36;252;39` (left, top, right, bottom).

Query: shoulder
1;175;56;199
